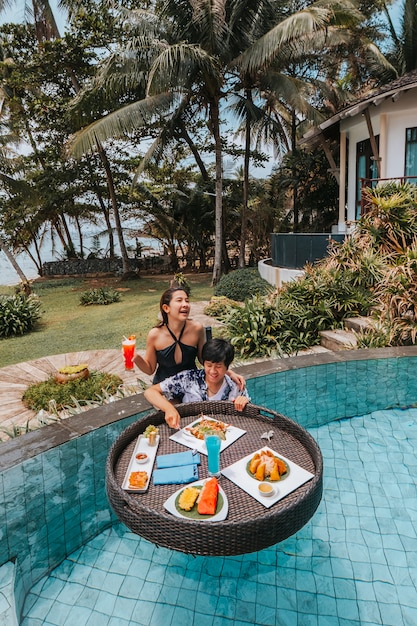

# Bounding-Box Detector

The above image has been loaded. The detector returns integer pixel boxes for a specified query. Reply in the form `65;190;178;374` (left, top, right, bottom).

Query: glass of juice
122;336;136;370
204;433;221;478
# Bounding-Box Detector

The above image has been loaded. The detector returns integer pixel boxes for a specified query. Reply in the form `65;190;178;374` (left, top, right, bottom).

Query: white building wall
341;89;417;224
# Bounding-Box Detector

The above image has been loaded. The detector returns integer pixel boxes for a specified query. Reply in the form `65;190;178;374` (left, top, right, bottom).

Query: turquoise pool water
20;407;417;626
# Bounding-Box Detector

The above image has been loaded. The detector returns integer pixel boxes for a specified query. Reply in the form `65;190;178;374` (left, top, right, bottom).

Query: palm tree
69;0;370;282
0;0;135;275
382;0;417;76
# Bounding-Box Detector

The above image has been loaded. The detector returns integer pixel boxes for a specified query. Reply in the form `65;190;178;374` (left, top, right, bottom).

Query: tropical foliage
0;0;405;288
224;183;417;356
79;287;121;306
22;371;123;412
0;293;42;337
214;268;272;301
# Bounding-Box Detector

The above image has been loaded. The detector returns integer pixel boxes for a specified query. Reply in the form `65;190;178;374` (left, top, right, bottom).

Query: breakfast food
197;477;219;515
248;450;288;481
185;417;230;440
144;425;159;438
128;471;148;489
178;487;200;511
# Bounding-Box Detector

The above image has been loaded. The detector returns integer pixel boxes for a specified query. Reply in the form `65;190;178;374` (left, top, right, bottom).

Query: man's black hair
202;338;235;368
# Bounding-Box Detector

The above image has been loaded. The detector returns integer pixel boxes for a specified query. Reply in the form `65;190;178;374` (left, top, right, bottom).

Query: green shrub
204;296;240;318
22;371;123;411
225;296;280;358
79;287;121;306
214;268;271;301
0;294;42;338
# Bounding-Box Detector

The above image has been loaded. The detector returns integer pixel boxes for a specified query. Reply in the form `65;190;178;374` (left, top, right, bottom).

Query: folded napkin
156;450;201;469
153;464;199;485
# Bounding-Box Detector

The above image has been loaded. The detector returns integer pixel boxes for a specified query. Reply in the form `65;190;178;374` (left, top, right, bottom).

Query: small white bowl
135;452;148;464
258;482;275;497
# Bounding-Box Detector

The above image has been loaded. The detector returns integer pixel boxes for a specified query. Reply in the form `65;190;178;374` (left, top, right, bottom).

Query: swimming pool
18;406;417;625
2;347;417;625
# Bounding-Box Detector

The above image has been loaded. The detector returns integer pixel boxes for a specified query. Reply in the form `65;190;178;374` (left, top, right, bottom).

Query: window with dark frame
405;127;417;178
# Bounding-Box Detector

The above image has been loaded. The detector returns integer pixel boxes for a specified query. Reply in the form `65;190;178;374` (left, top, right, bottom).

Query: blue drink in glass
205;434;221;477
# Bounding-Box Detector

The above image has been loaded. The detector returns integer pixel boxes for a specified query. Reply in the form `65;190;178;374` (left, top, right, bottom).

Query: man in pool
144;338;250;428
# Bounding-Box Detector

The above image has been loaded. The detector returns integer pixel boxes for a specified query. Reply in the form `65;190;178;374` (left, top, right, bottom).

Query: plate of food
163;477;229;521
121;426;160;492
183;416;231;440
222;446;314;508
170;415;246;453
246;449;289;482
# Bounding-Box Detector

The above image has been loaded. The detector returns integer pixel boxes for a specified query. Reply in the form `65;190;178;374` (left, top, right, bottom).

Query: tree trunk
0;236;31;294
96;142;131;276
291;110;299;231
239;88;252;268
36;8;126;272
210;98;223;286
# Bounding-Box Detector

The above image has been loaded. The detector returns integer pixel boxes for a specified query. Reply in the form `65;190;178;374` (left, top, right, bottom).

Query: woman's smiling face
163;290;190;319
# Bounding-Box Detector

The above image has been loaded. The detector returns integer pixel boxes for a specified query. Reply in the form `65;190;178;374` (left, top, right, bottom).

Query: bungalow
301;70;417;233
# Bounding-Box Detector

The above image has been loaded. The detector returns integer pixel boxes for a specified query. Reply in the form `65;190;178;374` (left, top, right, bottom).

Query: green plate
175;485;224;520
246;456;290;482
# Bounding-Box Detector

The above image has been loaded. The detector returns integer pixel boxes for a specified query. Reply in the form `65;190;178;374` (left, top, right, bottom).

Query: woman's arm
227;370;246;391
195;323;206;365
133;330;158;375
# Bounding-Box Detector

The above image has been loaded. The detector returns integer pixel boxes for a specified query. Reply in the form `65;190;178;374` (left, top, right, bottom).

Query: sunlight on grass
0;274;214;367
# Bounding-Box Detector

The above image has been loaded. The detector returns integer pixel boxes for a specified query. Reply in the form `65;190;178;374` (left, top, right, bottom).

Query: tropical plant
225;295;280;358
22;370;123;412
214;268;272;301
0;293;42;337
79;287;121;306
204;296;240;318
223;181;417;355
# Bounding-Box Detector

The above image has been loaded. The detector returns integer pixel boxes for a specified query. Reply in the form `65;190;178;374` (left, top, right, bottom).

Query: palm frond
68;92;175;158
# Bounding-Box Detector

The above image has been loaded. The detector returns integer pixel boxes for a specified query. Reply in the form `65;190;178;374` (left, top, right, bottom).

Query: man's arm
144;384;181;429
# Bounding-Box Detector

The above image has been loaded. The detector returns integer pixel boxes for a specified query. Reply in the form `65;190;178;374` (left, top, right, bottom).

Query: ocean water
0;233;161;287
0;250;41;286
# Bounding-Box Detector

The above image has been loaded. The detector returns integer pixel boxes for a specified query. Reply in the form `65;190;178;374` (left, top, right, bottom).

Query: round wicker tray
106;401;323;556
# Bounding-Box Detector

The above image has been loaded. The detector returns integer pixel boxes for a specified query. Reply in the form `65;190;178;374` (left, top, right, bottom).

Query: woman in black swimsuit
133;286;244;388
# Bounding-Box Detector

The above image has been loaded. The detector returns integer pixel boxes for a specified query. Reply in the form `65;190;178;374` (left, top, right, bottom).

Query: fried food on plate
129;471;148;489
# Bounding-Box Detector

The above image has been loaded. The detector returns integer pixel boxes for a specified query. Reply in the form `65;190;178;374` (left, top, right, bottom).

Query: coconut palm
69;0;368;282
381;0;417;76
0;0;136;275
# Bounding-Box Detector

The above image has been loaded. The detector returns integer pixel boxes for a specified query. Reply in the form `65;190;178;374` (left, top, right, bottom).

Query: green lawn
0;274;214;368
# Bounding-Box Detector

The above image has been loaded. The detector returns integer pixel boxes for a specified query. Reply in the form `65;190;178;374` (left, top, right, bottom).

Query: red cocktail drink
122;336;136;370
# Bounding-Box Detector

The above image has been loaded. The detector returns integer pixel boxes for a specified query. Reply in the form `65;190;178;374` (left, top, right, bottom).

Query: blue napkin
153;464;199;485
156;450;201;469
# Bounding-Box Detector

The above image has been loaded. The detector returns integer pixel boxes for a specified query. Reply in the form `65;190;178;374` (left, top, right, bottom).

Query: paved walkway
0;302;222;433
0;349;154;433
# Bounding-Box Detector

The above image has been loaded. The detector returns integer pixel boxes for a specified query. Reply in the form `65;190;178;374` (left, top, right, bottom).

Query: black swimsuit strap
166;322;186;344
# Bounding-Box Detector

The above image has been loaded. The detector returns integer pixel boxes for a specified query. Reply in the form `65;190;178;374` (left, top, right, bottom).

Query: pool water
21;408;417;626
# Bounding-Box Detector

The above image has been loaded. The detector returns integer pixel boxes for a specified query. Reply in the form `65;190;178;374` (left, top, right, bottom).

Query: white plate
163;479;229;522
221;446;314;508
122;434;160;492
170;416;246;455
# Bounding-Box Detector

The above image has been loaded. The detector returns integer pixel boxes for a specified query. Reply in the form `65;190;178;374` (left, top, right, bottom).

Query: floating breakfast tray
122;434;160;493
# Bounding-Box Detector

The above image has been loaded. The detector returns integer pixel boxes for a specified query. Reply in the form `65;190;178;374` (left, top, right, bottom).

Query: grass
0;273;214;368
